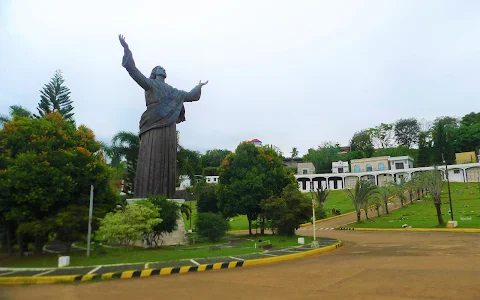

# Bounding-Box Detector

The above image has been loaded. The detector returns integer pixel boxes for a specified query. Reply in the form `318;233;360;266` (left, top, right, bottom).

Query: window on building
454;170;460;174
354;165;360;173
214;177;217;181
366;164;373;172
395;162;404;169
378;162;385;171
338;168;344;173
207;178;211;182
302;169;308;174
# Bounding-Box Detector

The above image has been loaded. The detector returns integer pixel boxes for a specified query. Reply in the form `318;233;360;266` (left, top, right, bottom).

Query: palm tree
291;147;298;159
377;186;393;215
347;180;377;222
391;179;408;207
314;185;329;208
421;168;445;225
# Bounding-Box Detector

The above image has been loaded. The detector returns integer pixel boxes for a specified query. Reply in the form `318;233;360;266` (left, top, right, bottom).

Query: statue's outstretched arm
119;34;151;90
184;80;208;102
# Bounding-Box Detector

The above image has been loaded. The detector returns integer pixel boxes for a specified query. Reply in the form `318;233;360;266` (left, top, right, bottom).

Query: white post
87;184;94;257
312;203;316;241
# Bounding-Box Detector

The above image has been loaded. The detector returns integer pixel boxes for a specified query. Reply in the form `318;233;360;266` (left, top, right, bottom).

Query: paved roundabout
2;227;480;300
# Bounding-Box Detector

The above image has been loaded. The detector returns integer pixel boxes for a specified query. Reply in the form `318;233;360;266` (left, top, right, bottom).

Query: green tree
0;113;116;255
394;118;420;148
34;70;74;120
195;212;229;242
197;183;219;214
143;196;180;247
303;142;341;173
95;201;162;248
177;148;202;184
460;112;480;126
369;123;394;148
417;131;433;167
350;130;374;157
347;180;377;222
200;149;231;169
217;142;294;235
454;123;480;154
0;105;33;128
109;131;140;195
261;184;311;236
432;117;457;164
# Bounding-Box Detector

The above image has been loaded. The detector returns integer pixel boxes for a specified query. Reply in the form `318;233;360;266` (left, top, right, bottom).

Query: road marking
261;253;277;257
33;269;55;277
87;266;102;274
190;259;200;266
229;256;244;261
0;271;17;277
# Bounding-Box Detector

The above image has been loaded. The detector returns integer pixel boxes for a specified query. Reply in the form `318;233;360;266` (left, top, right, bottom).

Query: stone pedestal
126;198;187;246
311;240;320;249
446;220;458;228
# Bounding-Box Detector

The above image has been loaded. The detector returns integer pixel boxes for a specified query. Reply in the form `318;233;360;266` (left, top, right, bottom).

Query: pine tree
34;70;74;120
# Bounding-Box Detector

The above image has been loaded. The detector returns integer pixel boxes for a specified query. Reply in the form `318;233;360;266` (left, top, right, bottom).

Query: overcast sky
1;0;479;156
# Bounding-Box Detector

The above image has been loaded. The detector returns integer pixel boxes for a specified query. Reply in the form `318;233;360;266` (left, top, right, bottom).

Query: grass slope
352;182;480;229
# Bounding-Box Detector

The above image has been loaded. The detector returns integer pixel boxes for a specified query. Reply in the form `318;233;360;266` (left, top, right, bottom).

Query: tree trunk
400;198;404;207
409;191;413;204
16;231;25;257
356;211;361;222
384;202;389;214
260;218;265;236
377;208;380;217
434;203;445;225
417;189;421;200
364;209;369;220
34;234;45;255
247;217;252;236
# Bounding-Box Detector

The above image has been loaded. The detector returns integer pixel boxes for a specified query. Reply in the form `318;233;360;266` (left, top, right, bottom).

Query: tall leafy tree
394;118;420;148
349;130;374;157
432;117;457;164
369;123;394;148
217;142;294;235
0;113;116;255
417;131;433;167
200;149;232;169
109;131;140;195
460;112;480;127
303;142;341;173
34;70;74;120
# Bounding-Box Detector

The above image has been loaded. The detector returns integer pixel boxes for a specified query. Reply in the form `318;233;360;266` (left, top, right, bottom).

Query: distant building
297;162;315;175
332;161;349;173
339;146;350;155
350;156;390;173
249;138;262;147
388;156;415;170
456;152;478;164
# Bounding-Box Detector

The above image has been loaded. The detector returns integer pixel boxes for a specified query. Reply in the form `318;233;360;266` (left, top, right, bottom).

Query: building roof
388;156;414;161
249;138;262;143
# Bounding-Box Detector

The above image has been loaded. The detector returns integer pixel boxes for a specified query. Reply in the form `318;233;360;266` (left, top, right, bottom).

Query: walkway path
3;230;479;299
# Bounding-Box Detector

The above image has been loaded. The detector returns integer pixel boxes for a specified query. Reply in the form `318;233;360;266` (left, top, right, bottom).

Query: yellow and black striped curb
0;241;342;285
336;227;480;233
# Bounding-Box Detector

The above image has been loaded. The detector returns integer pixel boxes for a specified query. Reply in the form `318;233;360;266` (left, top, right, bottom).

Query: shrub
197;184;219;213
195;212;229;242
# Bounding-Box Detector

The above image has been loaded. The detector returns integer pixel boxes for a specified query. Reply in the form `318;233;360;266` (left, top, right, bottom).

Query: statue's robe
122;51;201;198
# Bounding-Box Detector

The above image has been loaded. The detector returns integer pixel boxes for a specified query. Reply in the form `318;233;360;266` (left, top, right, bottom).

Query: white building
297;162;315;175
389;156;414;170
332;161;349;174
295;163;480;192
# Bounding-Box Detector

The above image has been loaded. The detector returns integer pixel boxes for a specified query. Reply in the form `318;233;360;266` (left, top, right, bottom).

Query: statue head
150;66;167;79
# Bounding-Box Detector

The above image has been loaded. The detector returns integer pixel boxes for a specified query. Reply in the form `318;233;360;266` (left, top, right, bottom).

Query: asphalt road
2;228;479;300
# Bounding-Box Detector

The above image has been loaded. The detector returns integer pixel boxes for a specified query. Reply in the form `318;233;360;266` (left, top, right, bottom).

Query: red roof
250;139;262;143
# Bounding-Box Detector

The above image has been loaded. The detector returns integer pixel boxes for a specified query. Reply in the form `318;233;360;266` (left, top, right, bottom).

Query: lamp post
442;155;454;221
310;181;316;241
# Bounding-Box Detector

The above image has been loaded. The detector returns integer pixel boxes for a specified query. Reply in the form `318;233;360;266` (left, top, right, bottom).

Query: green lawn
0;234;314;268
352;182;480;229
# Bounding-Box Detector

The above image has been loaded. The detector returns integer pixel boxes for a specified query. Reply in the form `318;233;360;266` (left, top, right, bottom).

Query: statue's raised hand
199;80;209;86
119;34;129;51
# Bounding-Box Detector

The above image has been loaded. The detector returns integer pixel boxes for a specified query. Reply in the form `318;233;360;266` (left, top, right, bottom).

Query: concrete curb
337;227;480;233
0;241;342;285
